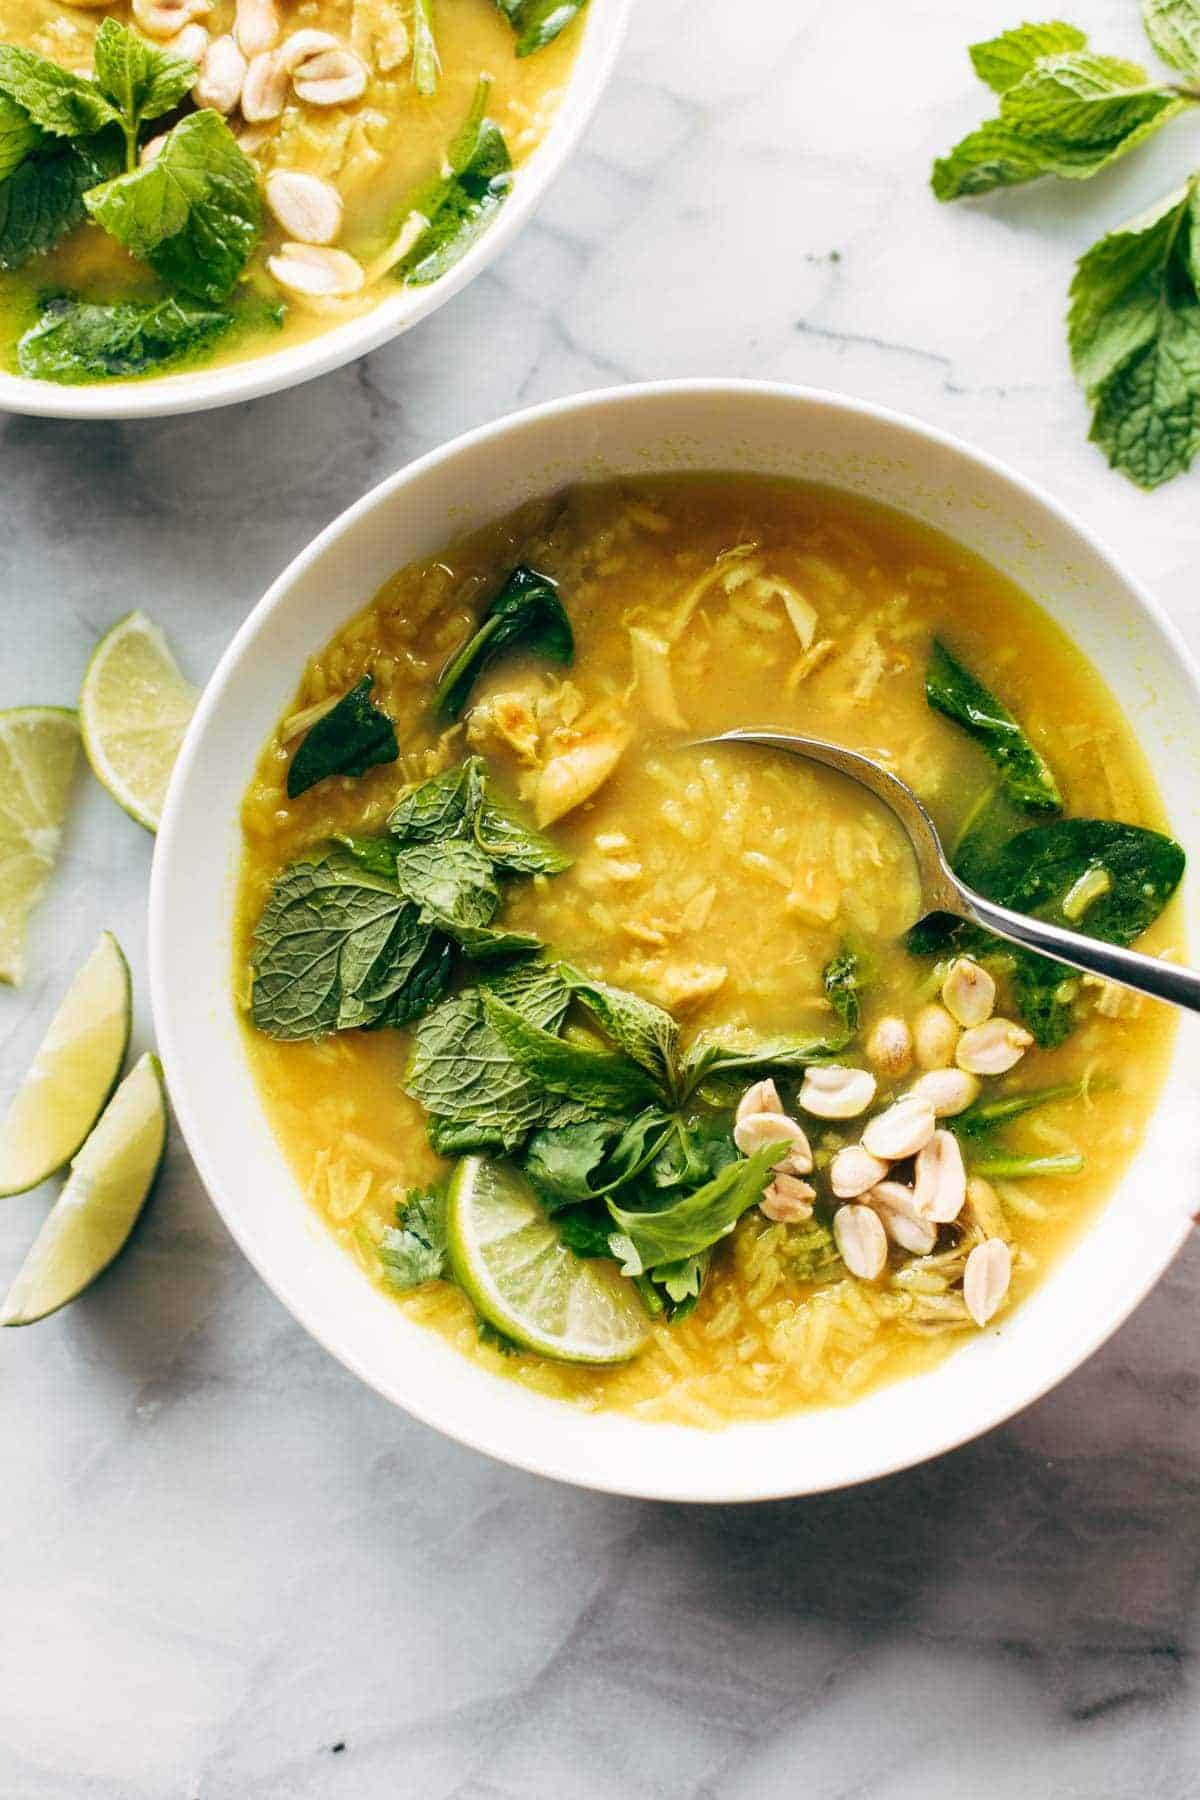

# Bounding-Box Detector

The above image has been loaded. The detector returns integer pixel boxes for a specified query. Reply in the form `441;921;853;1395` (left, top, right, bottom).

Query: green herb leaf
0;43;120;139
606;1142;783;1274
92;18;198;136
969;21;1087;93
377;1184;448;1289
999;51;1182;145
1143;0;1200;75
559;964;679;1089
822;945;867;1038
17;292;230;383
926;639;1062;813
249;853;450;1040
652;1251;708;1308
931;121;1055;201
433;565;573;721
524;1117;626;1208
85;109;260;303
494;0;587;56
332;834;399;881
0;92;43;183
412;0;439;92
474;779;572;874
0;134;121;271
678;1029;846;1097
286;675;399;798
951;1077;1098;1139
482;993;665;1113
394;74;512;286
969;1150;1084;1178
1070;183;1200;488
394;837;500;931
556;1206;617;1259
406;962;592;1153
389;760;481;844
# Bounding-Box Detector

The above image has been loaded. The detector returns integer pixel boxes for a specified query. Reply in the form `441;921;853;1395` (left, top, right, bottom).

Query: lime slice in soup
2;1053;167;1327
80;612;198;832
446;1156;651;1365
0;706;80;986
0;931;131;1197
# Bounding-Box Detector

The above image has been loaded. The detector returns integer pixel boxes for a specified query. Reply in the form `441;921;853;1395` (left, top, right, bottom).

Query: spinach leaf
286;676;398;798
85;110;260;304
377;1185;448;1290
434;566;573;721
822;944;866;1038
412;0;439;92
931;31;1184;201
1143;0;1200;75
482;992;665;1112
249;853;449;1039
394;75;512;287
559;964;679;1090
0;44;121;140
0;93;42;183
494;0;587;56
926;639;1062;814
17;293;230;383
1068;181;1200;489
606;1142;784;1274
0;134;121;271
406;962;592;1153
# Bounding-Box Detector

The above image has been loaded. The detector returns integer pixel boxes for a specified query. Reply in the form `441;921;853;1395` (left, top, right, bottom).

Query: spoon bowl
700;729;1200;1018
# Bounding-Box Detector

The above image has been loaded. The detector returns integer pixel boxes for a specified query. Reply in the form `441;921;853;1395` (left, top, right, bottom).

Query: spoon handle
963;891;1200;1016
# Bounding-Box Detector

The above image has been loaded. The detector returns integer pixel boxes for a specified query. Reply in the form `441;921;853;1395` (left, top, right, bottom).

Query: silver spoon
697;729;1200;1016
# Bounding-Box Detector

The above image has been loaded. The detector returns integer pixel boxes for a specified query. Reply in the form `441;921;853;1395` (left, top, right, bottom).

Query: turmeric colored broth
236;475;1179;1424
0;0;579;376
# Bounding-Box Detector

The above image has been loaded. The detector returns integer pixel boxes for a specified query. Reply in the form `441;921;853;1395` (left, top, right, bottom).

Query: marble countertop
5;0;1200;1793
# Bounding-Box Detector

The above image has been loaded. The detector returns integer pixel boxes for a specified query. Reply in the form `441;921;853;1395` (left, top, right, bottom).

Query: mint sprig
934;7;1200;488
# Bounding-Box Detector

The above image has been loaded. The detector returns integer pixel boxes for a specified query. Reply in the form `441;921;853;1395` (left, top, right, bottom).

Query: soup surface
0;0;580;385
237;475;1181;1426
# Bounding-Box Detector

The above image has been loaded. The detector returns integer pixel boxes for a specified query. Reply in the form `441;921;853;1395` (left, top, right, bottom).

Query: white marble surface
5;0;1200;1793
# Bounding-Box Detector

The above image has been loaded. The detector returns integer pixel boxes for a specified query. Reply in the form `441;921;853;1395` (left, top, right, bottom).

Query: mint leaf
926;638;1062;812
482;993;665;1112
999;51;1182;144
389;760;481;843
524;1118;626;1207
377;1185;447;1290
433;565;572;721
0;44;119;139
494;0;586;56
0;135;119;270
85;109;260;303
17;293;230;383
0;93;42;183
287;676;399;797
558;965;679;1090
970;21;1087;92
1143;0;1200;75
394;837;501;932
931;121;1051;200
679;1030;847;1097
1069;183;1200;487
474;780;571;875
395;74;512;286
606;1142;783;1274
92;19;198;136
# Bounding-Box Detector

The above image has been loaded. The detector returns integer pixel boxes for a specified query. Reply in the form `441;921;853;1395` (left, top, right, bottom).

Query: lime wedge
79;612;198;832
2;1053;167;1326
0;706;80;986
446;1156;651;1365
0;931;131;1198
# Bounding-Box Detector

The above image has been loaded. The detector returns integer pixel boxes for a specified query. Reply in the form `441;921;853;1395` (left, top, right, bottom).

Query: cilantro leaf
556;1206;619;1258
1142;0;1200;76
822;945;867;1038
286;675;399;797
85;109;260;303
969;21;1087;92
395;74;512;286
494;0;587;56
0;92;42;183
17;293;230;383
1069;182;1200;487
0;134;120;270
926;639;1062;813
0;44;120;139
433;565;572;721
606;1141;783;1274
377;1185;448;1290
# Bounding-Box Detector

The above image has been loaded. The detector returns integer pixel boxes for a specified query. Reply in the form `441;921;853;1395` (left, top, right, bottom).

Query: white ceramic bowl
0;2;630;421
150;381;1200;1501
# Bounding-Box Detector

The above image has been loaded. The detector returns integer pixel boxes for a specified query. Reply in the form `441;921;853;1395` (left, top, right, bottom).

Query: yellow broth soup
236;476;1181;1426
0;0;581;385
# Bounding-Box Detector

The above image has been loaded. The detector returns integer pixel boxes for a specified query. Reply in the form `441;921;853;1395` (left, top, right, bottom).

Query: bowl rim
0;0;632;422
150;379;1200;1500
